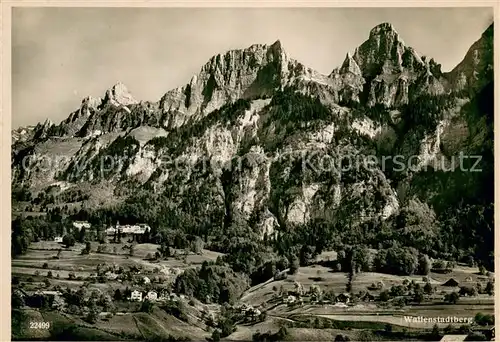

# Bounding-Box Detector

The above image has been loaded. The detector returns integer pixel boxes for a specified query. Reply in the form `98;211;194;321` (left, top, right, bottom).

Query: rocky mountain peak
353;22;424;78
269;39;284;54
32;118;55;140
339;52;362;75
80;95;103;114
159;40;292;128
103;82;139;106
368;22;399;39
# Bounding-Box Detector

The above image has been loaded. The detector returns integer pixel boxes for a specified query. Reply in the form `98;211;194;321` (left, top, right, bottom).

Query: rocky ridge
11;22;494;247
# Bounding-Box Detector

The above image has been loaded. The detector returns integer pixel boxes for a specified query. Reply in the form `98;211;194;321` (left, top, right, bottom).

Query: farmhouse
274;270;287;281
157;291;170;301
105;272;118;281
54;236;63;243
336;293;351;303
146;291;158;301
130;290;143;301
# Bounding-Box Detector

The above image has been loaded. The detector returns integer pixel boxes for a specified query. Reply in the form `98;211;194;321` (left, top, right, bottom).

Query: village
12;219;496;341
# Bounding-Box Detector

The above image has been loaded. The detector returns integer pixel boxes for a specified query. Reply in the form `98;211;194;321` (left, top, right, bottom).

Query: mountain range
11;22;494;268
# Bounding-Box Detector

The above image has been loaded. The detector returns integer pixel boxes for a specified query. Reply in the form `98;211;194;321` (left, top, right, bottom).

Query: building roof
439;335;468;342
442;278;460;286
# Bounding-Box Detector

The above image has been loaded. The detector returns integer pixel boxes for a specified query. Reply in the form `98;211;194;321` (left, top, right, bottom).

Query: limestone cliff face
11;22;493;239
329;53;365;105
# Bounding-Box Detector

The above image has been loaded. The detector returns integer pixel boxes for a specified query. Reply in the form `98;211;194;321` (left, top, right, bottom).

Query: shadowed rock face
445;23;494;93
353;22;418;77
349;22;447;107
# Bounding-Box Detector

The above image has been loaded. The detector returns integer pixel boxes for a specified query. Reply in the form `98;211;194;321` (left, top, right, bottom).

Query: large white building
106;223;151;236
73;221;91;230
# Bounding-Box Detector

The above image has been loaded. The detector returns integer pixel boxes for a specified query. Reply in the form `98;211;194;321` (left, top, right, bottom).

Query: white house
105;227;117;236
130;290;142;301
157;291;170;301
146;291;158;301
252;308;261;318
143;276;151;284
105;272;118;280
285;295;297;304
54;236;63;243
73;221;91;230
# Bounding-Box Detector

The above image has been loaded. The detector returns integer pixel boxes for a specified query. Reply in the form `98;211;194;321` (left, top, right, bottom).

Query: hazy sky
12;7;493;128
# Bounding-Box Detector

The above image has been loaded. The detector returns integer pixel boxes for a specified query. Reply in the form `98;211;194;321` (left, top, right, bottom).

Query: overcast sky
12;7;493;128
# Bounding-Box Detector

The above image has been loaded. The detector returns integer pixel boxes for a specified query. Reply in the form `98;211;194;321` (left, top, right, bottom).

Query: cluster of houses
129;289;186;303
105;222;151;236
283;292;356;305
235;303;262;320
53;221;152;243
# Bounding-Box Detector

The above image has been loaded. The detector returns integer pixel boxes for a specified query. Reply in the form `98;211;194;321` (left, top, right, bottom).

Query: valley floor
12;242;495;341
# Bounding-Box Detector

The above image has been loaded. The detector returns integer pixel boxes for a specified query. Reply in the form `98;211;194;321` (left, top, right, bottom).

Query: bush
444;292;459;304
289;256;300;274
62;235;75;248
140;300;154;313
465;332;487;341
474;312;494;326
211;329;221;342
334;334;351;342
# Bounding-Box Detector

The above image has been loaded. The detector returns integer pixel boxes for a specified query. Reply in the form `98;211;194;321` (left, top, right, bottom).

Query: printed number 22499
30;322;50;329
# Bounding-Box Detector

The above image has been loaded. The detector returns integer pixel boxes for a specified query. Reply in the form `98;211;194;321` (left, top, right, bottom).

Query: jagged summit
159;39;293;128
200;40;287;72
339;52;362;75
369;22;398;37
103;82;138;106
269;39;283;50
21;22;493;140
353;22;415;78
